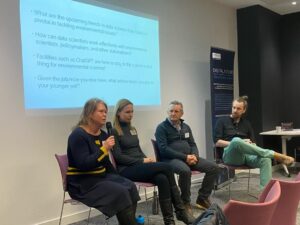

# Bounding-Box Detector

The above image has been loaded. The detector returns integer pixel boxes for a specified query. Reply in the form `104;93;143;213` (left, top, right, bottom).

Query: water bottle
136;215;145;225
152;190;159;215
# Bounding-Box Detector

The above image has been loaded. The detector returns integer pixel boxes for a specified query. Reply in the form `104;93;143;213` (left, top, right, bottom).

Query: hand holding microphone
104;122;115;151
106;121;113;136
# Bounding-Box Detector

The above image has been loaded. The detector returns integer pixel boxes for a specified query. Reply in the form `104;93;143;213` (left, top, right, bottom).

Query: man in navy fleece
155;100;218;213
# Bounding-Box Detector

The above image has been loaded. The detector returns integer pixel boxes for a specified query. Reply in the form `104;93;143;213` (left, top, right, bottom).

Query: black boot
159;198;176;225
132;202;137;217
170;186;195;225
116;205;138;225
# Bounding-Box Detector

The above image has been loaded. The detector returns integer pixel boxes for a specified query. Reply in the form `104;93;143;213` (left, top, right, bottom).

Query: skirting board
35;209;94;225
36;175;204;225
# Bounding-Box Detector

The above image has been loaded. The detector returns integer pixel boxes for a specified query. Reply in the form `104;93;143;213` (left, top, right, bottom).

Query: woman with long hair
112;98;195;225
66;98;140;225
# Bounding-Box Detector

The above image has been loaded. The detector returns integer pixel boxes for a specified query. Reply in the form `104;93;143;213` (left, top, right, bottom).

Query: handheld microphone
106;122;113;136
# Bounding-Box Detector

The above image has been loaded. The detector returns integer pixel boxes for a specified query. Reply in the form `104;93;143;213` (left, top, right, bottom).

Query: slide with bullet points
20;0;160;110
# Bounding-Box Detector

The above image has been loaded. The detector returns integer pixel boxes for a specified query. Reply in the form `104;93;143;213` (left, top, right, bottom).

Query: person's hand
191;154;198;164
190;154;198;165
186;154;197;165
186;155;193;164
243;139;253;144
103;136;115;151
143;157;156;163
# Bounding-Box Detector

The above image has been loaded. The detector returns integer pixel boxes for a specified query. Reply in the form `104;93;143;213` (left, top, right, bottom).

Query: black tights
120;162;176;200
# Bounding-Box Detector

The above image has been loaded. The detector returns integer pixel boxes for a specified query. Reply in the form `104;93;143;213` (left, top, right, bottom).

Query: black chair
213;147;254;199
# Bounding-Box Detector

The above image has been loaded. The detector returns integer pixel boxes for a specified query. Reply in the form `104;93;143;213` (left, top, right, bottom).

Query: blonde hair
112;98;135;135
74;98;107;129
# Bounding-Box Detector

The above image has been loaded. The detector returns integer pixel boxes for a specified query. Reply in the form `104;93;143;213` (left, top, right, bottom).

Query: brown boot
274;152;295;166
195;197;211;210
184;203;193;216
170;186;195;224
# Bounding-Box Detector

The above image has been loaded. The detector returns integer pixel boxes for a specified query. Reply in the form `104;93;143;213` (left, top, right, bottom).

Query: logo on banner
212;52;221;60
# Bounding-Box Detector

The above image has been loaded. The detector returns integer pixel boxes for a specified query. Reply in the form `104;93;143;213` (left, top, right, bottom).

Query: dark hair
234;95;248;110
75;98;107;128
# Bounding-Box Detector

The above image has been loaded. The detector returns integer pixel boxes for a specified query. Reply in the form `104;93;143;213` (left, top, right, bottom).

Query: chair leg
144;187;150;224
59;193;66;225
227;167;231;199
282;164;291;177
105;216;109;225
247;169;251;194
86;208;91;225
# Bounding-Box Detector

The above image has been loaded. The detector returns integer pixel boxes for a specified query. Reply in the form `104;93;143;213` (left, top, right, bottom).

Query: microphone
105;122;114;153
106;121;113;136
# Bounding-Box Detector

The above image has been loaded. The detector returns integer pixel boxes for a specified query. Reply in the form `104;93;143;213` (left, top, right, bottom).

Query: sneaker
195;198;211;210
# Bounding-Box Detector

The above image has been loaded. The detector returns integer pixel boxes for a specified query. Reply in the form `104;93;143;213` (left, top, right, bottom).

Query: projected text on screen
20;0;160;109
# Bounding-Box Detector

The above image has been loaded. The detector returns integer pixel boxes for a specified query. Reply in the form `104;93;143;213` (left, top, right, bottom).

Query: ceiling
213;0;300;15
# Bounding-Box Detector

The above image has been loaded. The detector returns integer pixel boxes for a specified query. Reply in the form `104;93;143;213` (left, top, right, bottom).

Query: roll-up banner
210;47;235;131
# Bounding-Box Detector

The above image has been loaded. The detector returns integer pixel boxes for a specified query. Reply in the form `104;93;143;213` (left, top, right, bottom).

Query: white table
260;129;300;176
260;129;300;155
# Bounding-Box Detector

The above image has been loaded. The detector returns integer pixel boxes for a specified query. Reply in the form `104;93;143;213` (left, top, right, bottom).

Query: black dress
66;127;140;217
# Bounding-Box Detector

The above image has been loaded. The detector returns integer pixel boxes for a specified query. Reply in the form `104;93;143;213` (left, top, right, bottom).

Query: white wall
0;0;237;224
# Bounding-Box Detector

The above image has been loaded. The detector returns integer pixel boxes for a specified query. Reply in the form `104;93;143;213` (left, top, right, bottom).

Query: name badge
130;130;137;135
185;132;190;138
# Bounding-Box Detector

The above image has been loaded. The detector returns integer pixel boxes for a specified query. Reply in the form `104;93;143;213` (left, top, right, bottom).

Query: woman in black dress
112;98;195;225
66;98;140;225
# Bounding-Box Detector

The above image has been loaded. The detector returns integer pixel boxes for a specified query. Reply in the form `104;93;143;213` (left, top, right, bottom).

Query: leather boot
132;202;137;217
159;198;176;225
116;205;138;225
170;186;195;224
274;152;294;165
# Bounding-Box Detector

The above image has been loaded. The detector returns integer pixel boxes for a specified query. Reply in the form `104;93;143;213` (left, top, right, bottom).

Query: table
260;129;300;155
260;129;300;176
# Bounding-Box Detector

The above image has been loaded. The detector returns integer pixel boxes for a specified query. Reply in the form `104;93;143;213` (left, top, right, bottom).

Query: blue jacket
155;118;199;161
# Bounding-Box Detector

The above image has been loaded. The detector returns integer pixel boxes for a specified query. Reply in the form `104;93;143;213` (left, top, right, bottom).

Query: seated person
111;98;194;225
155;100;219;211
66;98;140;225
214;96;294;189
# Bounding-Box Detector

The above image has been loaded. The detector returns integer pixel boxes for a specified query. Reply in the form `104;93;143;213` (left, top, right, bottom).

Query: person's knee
210;163;220;175
159;163;175;176
154;173;170;186
230;137;244;148
228;138;247;153
178;167;191;177
160;162;173;170
113;186;132;202
203;164;219;178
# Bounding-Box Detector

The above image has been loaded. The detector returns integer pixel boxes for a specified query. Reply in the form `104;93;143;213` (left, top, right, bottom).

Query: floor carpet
70;170;300;225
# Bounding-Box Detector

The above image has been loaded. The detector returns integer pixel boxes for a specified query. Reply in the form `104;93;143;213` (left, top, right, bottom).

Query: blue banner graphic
210;47;235;130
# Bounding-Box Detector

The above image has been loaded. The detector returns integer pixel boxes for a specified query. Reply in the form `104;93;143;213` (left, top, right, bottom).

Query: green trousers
223;137;275;188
